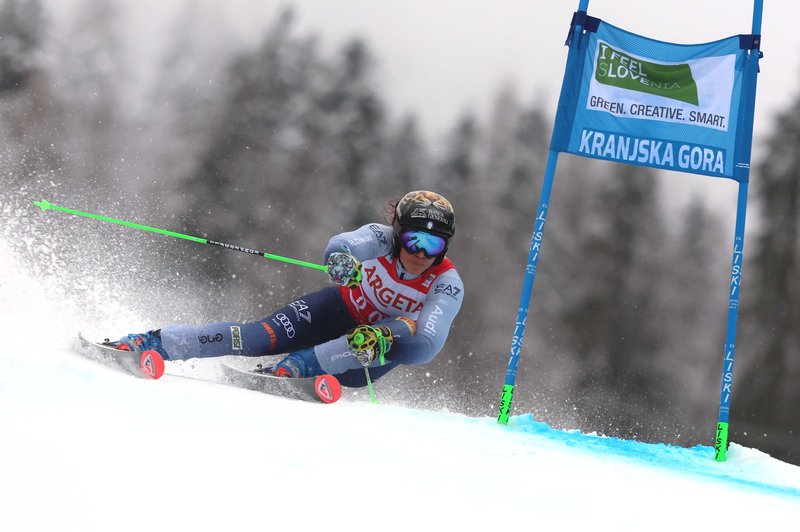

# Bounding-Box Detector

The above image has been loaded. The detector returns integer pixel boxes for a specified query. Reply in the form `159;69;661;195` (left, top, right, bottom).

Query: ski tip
140;350;165;379
314;375;342;404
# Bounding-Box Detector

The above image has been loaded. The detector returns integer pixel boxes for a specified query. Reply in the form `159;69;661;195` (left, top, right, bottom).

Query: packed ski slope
1;238;799;532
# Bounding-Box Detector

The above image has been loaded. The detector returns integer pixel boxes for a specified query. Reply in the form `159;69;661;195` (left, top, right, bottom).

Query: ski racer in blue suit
111;190;464;388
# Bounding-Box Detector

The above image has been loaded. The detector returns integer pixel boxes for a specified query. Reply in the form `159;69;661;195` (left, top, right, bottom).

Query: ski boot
254;347;322;378
106;330;168;359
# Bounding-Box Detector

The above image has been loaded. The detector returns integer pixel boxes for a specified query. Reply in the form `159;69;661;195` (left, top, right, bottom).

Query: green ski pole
33;199;327;272
363;367;379;404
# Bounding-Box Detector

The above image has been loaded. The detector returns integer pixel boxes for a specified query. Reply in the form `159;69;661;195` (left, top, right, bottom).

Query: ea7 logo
290;300;312;324
369;224;389;246
434;283;461;299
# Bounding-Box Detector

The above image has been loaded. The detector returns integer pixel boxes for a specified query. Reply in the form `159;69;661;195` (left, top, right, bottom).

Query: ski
76;334;341;403
77;333;165;379
170;365;343;404
220;363;342;404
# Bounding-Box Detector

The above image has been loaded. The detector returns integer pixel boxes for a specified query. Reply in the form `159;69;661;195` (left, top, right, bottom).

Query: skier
109;190;464;387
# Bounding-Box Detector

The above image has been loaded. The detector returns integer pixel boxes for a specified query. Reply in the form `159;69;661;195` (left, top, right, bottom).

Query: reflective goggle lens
400;230;447;258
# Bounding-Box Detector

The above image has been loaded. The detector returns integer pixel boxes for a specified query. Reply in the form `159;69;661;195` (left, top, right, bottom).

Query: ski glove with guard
347;324;393;366
327;252;362;288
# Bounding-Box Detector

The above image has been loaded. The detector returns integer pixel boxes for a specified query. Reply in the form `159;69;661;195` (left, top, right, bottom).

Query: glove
347;324;393;366
327;252;362;288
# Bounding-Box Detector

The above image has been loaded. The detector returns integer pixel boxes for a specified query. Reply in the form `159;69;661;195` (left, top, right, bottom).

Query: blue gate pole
715;183;749;461
497;150;559;423
714;0;762;461
497;0;590;424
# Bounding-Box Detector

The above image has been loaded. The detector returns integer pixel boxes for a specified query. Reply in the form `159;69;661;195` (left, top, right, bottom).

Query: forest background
1;0;798;464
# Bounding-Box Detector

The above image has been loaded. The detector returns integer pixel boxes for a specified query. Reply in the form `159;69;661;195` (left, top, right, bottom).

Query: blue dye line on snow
496;414;800;499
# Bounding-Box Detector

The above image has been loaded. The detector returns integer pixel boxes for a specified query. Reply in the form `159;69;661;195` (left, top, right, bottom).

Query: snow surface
1;237;799;532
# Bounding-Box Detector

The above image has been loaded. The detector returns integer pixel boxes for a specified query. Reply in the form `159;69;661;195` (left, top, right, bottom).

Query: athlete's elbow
402;335;442;365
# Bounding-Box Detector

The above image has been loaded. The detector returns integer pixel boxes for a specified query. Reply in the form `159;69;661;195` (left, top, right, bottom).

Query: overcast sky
49;0;797;216
238;0;792;142
82;0;792;140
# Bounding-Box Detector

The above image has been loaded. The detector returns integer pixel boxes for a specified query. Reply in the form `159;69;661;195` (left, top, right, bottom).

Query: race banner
551;14;760;182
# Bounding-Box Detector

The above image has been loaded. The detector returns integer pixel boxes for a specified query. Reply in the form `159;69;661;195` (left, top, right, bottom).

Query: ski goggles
399;230;447;258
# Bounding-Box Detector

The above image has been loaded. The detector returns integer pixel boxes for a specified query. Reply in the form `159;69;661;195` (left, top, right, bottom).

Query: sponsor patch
261;322;277;351
423;305;445;337
434;283;462;300
595;42;698;105
348;235;373;246
230;325;242;350
369;224;389;246
290;300;312;324
199;333;224;344
273;313;296;339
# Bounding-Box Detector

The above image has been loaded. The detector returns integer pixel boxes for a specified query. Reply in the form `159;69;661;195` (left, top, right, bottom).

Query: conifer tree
0;0;60;201
318;39;386;228
662;196;728;429
175;10;310;283
738;92;800;447
0;0;44;92
437;113;479;192
53;0;126;187
560;163;671;430
382;115;429;195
